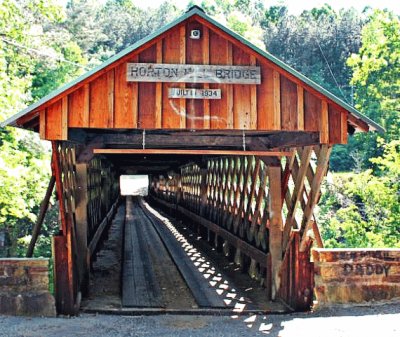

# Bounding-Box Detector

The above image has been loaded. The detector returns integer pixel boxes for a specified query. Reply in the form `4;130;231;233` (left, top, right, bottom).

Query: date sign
168;88;221;99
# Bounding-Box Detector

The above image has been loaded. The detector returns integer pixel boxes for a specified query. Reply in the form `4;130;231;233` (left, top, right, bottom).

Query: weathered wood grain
138;45;157;128
46;100;63;140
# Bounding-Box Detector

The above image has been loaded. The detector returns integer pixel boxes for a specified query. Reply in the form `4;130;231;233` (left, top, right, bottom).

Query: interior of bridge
82;148;288;314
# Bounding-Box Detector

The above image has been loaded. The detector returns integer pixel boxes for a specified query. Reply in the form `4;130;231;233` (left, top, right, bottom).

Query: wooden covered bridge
1;6;382;315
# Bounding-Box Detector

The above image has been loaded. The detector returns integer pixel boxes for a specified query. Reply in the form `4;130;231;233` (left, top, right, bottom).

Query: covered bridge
1;6;382;315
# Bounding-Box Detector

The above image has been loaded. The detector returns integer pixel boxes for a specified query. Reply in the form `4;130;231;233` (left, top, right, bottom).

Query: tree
346;10;400;167
263;5;364;102
65;0;181;64
0;0;86;256
319;140;400;248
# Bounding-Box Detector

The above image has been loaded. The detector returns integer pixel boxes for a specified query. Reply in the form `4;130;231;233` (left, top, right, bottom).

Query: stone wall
0;258;56;316
313;248;400;306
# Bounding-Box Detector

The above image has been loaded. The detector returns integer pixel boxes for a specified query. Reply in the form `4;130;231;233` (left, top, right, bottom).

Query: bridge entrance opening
1;6;381;315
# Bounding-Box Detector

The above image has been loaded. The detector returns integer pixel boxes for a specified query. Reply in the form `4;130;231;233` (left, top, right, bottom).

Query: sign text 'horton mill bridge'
1;6;382;315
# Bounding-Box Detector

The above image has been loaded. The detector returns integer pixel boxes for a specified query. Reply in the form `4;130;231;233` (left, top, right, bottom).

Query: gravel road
1;303;399;337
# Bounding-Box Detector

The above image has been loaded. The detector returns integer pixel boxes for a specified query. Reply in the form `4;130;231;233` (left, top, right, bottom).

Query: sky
132;0;400;14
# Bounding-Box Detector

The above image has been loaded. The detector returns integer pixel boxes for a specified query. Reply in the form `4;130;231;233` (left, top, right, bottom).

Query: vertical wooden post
26;175;55;257
268;164;283;300
199;169;208;217
51;142;75;315
75;163;89;294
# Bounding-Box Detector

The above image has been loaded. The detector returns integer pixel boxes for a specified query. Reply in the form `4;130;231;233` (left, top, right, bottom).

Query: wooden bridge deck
83;196;289;314
122;196;228;309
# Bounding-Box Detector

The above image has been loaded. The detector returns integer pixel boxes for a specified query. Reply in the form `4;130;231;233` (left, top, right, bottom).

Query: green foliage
0;0;83;257
65;0;181;64
193;0;265;47
348;10;400;139
319;141;400;248
263;6;363;103
345;10;400;169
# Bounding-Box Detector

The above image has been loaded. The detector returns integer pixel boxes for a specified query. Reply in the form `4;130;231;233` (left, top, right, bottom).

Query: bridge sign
168;88;221;99
127;63;261;84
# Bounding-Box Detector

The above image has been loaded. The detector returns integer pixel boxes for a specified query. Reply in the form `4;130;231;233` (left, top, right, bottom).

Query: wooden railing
151;145;331;310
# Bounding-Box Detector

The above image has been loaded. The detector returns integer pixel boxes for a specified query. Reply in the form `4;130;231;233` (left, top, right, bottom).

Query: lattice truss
52;142;80;304
153;145;331;283
203;156;270;252
281;145;331;254
52;142;120;306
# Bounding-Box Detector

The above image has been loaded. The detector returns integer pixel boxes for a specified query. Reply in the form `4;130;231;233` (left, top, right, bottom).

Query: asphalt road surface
1;303;399;337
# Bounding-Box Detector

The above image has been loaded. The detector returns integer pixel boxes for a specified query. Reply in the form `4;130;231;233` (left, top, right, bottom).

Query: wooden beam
132;54;139;128
273;70;281;130
88;199;118;256
51;142;75;315
341;111;348;144
93;148;291;156
26;175;56;257
83;84;90;127
52;235;75;314
155;41;162;129
227;42;234;128
39;109;46;139
250;55;257;130
297;86;304;131
299;145;332;251
74;163;89;293
107;69;115;128
282;147;312;251
202;26;210;129
179;25;186;128
320;100;329;143
61;97;68;140
269;165;283;300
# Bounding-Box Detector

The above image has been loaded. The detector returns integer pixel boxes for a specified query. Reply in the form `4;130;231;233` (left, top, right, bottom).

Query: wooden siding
38;20;348;144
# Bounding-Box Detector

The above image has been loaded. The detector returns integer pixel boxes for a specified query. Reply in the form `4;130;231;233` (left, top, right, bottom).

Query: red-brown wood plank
250;56;257;129
46;100;63;140
115;60;136;128
233;47;251;129
320;100;329;143
179;25;186;128
209;31;230;129
89;72;114;128
304;90;321;132
186;20;204;129
280;76;298;130
202;26;210;129
138;44;157;128
155;41;163;129
341;111;348;144
68;85;89;128
257;63;275;130
39;109;46;139
61;96;68;140
328;104;342;144
297;86;304;130
162;28;182;129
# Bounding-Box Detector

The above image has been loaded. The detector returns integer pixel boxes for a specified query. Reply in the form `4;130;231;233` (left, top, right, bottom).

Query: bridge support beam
268;165;283;300
51;142;77;315
75;163;89;295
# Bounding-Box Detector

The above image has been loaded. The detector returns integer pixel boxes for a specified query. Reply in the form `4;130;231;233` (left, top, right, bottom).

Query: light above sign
127;63;261;84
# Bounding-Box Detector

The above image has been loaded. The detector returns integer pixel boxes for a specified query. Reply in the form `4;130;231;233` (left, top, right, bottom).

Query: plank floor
122;196;230;308
122;197;162;307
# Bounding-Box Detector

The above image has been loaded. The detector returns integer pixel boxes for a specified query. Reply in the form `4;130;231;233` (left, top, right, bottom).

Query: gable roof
1;5;383;132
